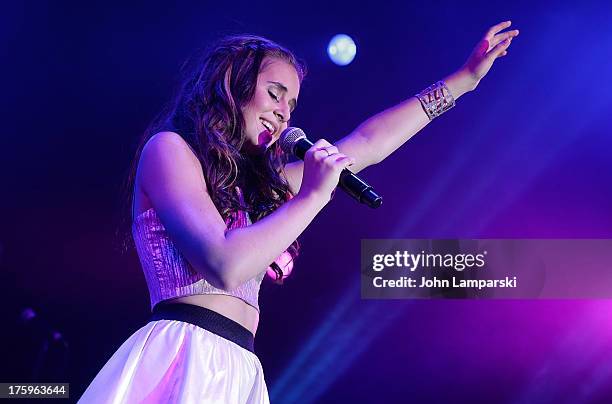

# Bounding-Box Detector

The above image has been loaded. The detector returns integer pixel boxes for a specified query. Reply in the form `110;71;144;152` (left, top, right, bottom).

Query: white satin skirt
79;319;269;403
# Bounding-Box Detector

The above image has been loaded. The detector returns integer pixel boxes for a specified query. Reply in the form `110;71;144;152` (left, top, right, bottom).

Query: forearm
336;69;476;172
217;192;326;289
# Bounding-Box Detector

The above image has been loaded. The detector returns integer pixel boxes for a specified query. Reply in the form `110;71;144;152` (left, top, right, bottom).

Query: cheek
254;91;274;111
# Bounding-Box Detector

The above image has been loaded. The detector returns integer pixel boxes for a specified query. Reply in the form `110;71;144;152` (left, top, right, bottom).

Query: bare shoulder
136;130;213;215
141;131;201;167
138;131;204;184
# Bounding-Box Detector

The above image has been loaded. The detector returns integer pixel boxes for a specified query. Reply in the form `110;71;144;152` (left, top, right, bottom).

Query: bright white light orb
327;34;356;66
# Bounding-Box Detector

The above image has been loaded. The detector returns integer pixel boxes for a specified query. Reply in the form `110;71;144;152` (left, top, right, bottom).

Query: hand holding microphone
280;127;382;208
299;138;355;203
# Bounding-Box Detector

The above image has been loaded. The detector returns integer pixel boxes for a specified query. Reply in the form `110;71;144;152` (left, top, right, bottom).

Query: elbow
187;237;240;291
214;257;260;291
197;258;242;292
190;236;252;291
195;265;238;291
215;266;240;291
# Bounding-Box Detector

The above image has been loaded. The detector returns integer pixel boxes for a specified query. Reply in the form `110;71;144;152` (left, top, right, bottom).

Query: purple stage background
2;1;612;403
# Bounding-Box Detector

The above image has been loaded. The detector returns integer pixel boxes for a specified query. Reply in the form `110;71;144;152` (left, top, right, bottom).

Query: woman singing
80;21;518;403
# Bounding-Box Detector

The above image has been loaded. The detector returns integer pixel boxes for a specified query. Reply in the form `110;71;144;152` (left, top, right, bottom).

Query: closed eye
268;90;279;101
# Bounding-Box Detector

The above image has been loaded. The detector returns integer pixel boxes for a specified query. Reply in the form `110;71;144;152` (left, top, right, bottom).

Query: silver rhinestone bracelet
415;81;456;120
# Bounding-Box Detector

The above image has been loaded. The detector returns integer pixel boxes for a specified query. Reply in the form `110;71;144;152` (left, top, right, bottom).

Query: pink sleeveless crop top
132;204;281;313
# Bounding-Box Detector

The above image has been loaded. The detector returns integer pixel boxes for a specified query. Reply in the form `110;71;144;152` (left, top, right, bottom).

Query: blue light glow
327;34;357;66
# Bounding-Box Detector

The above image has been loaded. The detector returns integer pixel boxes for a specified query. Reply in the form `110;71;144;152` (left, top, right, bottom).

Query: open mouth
259;118;276;135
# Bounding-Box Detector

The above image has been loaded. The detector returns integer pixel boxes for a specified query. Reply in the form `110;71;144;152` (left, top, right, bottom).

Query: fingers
330;154;356;170
311;138;334;149
309;138;341;160
485;20;512;39
313;145;339;160
490;29;519;49
487;36;513;60
306;138;355;169
319;153;355;173
306;139;335;160
317;145;339;156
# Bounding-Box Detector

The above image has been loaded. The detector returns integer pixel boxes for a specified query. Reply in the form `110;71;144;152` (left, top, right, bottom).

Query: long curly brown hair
120;34;306;281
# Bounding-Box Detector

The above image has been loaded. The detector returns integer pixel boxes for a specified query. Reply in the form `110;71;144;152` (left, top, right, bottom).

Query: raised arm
138;131;353;290
283;21;519;194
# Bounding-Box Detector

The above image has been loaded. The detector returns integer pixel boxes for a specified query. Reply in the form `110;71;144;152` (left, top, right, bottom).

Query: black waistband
150;303;255;353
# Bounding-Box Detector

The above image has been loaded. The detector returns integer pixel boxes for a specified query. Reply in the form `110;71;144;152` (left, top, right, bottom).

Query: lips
259;118;277;135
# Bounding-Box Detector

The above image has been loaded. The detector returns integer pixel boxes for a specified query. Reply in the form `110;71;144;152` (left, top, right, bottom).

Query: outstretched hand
462;20;519;89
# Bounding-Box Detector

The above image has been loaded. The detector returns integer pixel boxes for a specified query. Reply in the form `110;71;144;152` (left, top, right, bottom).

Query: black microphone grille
279;127;306;155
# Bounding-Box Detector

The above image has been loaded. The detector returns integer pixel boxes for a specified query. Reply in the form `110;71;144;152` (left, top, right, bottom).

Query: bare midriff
167;294;259;335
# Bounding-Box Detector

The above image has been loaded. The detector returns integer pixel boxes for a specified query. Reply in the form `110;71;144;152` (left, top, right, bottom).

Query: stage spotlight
327;34;356;66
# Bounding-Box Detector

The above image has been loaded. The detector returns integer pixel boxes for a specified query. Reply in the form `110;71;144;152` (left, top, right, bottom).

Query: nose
274;104;290;124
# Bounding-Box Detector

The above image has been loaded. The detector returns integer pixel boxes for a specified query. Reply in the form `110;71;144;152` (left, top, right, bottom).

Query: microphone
279;127;382;208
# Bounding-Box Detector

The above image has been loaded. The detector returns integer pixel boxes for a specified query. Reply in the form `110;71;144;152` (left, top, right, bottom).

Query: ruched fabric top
132;204;270;312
